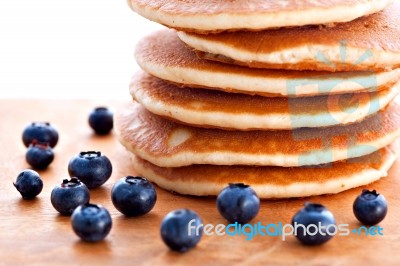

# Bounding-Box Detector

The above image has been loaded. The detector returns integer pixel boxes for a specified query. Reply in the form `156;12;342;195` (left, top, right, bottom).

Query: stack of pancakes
117;0;400;198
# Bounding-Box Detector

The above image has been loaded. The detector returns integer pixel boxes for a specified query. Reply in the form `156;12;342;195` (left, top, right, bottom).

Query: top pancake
135;30;400;97
178;1;400;72
127;0;392;33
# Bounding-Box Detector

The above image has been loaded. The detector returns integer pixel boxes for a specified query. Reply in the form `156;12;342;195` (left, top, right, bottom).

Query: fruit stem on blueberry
228;183;249;189
62;177;81;187
304;202;325;212
84;203;98;208
126;176;147;184
361;189;379;200
32;122;50;126
70;177;80;183
82;203;101;215
79;151;101;159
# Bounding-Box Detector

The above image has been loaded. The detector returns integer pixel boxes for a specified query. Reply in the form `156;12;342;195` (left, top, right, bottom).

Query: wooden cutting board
0;99;399;265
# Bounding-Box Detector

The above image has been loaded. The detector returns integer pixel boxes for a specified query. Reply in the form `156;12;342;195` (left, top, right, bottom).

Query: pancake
115;101;400;167
130;71;400;130
129;141;399;198
127;0;392;33
178;2;400;72
135;30;400;97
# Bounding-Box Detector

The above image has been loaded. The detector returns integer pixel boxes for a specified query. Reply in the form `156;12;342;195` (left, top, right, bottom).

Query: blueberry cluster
214;184;388;246
14;107;117;242
13;109;389;248
20;107;113;170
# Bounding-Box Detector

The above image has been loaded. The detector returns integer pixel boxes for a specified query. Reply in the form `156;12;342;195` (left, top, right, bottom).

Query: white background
0;0;164;99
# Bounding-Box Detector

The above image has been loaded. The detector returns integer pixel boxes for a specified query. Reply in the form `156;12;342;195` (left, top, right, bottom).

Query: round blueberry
111;176;157;217
89;107;113;135
292;203;336;246
71;203;112;242
51;178;90;215
353;189;387;225
216;183;260;224
13;169;43;199
26;142;54;170
68;151;112;189
160;209;203;252
22;122;59;148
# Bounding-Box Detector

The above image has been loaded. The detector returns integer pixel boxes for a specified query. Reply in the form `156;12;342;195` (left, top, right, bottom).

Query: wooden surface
1;99;400;265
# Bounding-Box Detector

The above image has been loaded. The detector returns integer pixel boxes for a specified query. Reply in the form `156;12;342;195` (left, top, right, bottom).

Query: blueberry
292;203;336;246
26;142;54;169
51;178;90;215
22;122;59;148
68;151;112;189
111;176;157;217
353;189;387;225
89;107;113;135
160;209;203;252
13;169;43;199
216;183;260;224
71;203;112;242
